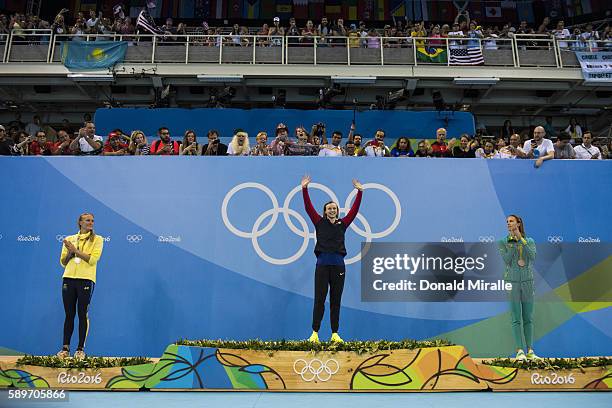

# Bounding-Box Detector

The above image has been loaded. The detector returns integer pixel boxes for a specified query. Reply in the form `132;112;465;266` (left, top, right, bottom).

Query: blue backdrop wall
94;108;475;141
0;157;610;358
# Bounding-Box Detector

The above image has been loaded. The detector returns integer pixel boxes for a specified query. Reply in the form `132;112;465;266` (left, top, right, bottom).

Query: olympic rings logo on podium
221;182;401;265
478;236;495;243
126;235;143;243
547;236;563;244
56;235;67;242
293;358;340;382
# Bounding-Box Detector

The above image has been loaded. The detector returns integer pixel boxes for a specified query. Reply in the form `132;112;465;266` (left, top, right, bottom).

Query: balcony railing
2;29;611;68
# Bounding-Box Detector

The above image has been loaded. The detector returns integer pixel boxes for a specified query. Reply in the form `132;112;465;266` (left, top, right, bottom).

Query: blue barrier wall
94;108;475;141
0;157;610;358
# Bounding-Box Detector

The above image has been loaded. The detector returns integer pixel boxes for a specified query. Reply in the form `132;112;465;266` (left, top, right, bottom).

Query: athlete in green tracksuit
498;214;541;361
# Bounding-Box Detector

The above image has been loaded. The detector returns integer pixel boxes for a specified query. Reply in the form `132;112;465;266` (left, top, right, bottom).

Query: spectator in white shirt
573;131;602;160
553;20;571;48
319;130;346;156
69;121;103;155
523;126;554;168
498;133;526;159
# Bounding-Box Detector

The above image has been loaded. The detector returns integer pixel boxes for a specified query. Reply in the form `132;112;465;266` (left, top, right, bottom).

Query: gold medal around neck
517;259;526;267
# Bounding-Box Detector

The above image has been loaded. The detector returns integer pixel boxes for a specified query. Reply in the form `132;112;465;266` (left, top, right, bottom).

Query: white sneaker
56;349;70;359
73;350;86;360
515;349;527;361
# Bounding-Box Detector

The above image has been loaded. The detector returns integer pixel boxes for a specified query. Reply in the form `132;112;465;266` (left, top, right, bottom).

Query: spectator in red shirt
103;132;129;156
150;127;180;155
53;129;75;155
430;127;453;157
29;130;54;156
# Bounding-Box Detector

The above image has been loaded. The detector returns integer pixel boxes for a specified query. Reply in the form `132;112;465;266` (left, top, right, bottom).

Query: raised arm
301;175;321;224
342;179;363;226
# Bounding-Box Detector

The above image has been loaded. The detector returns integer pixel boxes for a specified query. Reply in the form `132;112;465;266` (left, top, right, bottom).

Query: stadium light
453;77;500;85
331;76;377;84
67;73;114;82
197;74;243;83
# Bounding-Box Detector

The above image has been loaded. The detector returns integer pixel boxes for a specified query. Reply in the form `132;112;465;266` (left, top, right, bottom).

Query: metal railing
2;29;611;68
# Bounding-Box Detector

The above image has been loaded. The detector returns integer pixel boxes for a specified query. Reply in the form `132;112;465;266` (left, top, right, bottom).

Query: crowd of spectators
0;114;609;165
1;8;610;50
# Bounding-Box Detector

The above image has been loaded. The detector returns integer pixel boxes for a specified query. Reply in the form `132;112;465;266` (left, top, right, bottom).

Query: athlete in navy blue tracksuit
301;175;363;343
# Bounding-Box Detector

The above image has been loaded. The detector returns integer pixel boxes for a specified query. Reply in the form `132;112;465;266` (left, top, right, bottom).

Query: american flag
136;9;164;35
449;47;484;65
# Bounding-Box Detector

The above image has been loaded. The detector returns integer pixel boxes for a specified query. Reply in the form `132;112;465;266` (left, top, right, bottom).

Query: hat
234;128;248;137
0;125;5;130
108;131;119;140
276;123;288;135
273;16;280;22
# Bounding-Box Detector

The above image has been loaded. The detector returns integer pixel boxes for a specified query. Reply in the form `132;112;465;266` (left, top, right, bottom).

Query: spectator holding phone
128;130;150;155
179;129;202;155
523;126;554;168
150;127;179;155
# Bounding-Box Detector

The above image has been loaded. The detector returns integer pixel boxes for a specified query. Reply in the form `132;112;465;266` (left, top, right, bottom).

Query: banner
61;41;128;70
575;51;612;83
0;158;610;358
416;46;447;63
93;108;476;142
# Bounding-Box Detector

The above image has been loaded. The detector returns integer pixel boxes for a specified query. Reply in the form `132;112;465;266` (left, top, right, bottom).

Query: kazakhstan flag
61;41;128;70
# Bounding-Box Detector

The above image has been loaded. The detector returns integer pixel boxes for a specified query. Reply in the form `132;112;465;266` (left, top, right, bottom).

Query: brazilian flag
416;46;447;63
61;41;128;70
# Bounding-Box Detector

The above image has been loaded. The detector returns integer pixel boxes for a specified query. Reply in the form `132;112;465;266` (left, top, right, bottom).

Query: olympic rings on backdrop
221;182;401;265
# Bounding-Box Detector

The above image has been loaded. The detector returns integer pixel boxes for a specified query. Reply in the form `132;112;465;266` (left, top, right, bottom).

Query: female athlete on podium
57;213;104;359
498;214;541;361
301;175;363;343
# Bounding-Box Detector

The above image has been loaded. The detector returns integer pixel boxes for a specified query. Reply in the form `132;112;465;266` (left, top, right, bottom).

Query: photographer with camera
69;121;103;155
202;129;228;156
269;123;292;156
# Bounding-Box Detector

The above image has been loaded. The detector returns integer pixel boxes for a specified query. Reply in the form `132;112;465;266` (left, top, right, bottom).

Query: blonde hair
77;212;96;243
230;132;250;155
129;130;147;152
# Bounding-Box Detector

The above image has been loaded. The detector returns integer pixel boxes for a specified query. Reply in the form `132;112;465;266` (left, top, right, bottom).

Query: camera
212;139;219;144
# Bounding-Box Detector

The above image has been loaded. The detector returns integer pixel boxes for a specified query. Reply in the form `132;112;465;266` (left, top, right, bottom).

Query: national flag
325;0;342;17
136;9;165;35
344;0;358;20
243;0;260;18
449;47;484;65
416;46;447;63
276;0;293;16
390;0;405;17
61;41;128;70
309;0;324;21
260;0;275;19
485;6;502;18
293;0;308;19
376;0;389;20
228;0;242;19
